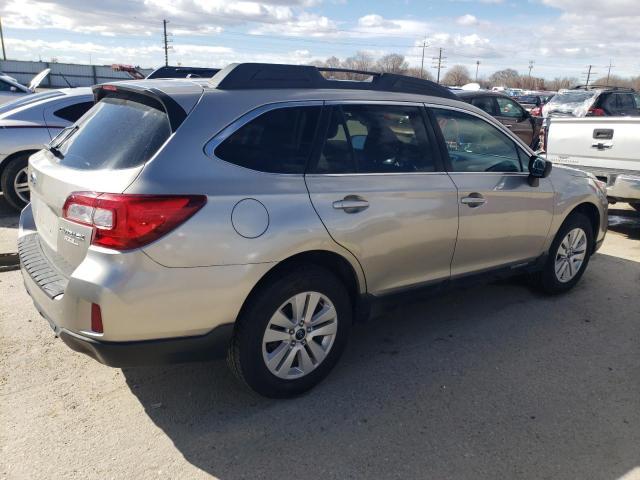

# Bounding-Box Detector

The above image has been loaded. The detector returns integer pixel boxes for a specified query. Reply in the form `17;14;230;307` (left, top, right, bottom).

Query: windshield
54;96;171;170
0;90;64;116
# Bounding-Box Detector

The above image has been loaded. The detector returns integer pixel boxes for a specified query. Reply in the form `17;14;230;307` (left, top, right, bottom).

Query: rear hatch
28;84;189;274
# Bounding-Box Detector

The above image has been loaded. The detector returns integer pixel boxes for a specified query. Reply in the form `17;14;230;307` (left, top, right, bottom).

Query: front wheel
534;212;594;294
228;265;352;398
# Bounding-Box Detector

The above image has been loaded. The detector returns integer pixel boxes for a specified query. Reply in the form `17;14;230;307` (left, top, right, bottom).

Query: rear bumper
58;324;233;367
607;174;640;202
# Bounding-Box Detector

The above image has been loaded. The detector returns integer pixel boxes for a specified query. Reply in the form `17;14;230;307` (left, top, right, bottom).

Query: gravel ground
1;201;639;480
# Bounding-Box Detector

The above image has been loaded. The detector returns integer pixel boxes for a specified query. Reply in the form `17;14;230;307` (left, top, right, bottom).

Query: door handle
333;196;369;213
591;142;613;150
460;194;486;207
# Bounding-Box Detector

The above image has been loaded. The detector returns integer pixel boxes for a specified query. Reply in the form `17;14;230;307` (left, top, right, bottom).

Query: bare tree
442;65;472;86
405;66;434;81
489;68;521;88
376;54;408;74
546;76;579;91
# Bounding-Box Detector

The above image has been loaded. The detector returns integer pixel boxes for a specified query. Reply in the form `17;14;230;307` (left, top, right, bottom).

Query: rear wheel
533;212;594;294
228;265;352;398
1;154;31;211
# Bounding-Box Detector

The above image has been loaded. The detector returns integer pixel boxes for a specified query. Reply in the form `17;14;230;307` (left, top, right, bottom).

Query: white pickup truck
546;117;640;211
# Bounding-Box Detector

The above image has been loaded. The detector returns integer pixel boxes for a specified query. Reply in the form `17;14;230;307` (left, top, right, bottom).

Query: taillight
588;107;605;116
62;192;206;250
531;106;542;117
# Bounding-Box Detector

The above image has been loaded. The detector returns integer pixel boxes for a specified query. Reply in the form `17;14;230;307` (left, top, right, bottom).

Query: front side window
432;108;522;173
314;104;436;174
215;106;321;174
496;97;525;118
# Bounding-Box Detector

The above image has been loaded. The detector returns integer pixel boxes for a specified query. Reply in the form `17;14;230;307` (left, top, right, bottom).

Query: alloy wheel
262;291;338;380
554;227;587;283
13;166;30;204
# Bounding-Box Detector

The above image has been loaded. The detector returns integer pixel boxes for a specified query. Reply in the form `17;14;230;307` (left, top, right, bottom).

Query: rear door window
53;102;94;123
471;97;497;115
312;104;437;174
215;106;321;174
54;96;171;170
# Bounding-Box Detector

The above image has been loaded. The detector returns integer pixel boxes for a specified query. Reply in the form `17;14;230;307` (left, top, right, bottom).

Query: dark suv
455;90;542;149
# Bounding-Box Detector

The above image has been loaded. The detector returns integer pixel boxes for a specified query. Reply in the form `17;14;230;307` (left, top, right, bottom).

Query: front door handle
333;195;369;213
460;193;486;208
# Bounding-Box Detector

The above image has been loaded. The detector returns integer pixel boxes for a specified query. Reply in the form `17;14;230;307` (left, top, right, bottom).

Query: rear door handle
333;196;369;213
460;194;486;207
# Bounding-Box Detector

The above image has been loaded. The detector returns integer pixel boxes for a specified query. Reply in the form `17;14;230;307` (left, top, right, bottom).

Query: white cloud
456;14;478;26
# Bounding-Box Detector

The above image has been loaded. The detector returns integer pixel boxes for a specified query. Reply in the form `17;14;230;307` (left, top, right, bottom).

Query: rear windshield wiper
46;125;79;158
45;143;64;159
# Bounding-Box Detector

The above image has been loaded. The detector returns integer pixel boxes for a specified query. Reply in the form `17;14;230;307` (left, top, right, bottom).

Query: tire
631;203;640;213
228;265;352;398
533;212;594;294
1;154;30;211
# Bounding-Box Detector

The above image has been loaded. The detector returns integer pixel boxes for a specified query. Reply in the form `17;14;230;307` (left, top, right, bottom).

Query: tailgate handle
591;142;613;150
593;129;613;140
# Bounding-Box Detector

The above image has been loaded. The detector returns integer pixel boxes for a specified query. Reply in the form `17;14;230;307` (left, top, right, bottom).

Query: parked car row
16;63;607;397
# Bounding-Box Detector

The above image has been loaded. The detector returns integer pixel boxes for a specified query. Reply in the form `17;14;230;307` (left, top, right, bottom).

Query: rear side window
470;97;496;115
215;106;321;174
313;104;436;174
432;108;522;173
54;96;171;170
53;101;94;123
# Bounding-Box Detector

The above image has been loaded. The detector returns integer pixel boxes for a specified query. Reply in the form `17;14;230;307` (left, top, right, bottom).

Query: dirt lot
1;201;639;480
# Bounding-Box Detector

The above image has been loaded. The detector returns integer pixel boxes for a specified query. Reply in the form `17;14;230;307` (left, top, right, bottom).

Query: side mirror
528;155;552;186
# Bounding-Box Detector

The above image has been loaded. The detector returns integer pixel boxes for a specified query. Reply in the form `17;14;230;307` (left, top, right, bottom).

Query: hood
28;68;51;91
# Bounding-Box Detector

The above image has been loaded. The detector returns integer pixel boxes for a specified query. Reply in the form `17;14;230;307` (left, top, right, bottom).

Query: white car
0;68;51;106
0;87;93;209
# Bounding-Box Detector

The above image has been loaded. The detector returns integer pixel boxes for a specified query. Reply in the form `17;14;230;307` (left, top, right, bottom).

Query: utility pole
432;48;446;84
0;17;6;61
583;64;595;87
527;60;535;89
163;19;170;67
419;38;429;79
606;59;615;86
475;60;480;82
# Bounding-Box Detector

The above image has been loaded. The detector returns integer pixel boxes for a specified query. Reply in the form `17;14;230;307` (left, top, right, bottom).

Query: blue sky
2;0;638;80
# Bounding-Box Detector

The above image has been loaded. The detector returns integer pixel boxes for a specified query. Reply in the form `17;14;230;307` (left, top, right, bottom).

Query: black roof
208;63;458;100
572;84;635;92
454;90;510;99
147;66;221;79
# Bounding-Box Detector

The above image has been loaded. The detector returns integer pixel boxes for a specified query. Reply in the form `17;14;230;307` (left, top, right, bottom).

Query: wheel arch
236;249;367;327
568;202;600;249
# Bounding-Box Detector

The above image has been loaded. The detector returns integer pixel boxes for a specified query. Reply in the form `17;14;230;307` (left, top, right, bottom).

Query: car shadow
122;252;640;480
608;206;639;240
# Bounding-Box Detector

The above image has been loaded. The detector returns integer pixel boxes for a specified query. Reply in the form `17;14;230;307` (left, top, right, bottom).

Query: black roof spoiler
147;66;221;79
209;63;458;100
92;84;187;131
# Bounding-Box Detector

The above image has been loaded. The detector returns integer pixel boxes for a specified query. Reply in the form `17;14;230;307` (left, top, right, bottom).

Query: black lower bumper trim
59;325;234;367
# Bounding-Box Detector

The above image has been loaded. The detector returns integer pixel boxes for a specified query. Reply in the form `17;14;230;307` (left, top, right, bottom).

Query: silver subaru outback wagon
18;63;608;397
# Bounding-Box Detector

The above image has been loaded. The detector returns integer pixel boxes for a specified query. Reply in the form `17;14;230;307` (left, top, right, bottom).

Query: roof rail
572;84;634;91
209;63;458;100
